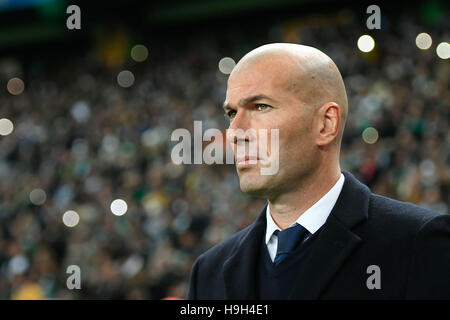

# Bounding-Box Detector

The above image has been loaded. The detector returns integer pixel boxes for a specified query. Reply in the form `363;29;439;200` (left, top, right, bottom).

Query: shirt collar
265;173;345;244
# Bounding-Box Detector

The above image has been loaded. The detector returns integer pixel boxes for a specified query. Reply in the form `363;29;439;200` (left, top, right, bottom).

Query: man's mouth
236;155;260;168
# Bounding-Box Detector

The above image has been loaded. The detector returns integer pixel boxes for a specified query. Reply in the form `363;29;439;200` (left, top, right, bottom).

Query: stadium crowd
0;9;448;299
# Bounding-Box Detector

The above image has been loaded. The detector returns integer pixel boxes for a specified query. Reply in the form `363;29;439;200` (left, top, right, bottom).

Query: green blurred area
0;0;447;49
148;0;312;23
0;0;67;47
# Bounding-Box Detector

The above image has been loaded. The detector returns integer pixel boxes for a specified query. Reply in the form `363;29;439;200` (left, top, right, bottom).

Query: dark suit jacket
187;170;450;299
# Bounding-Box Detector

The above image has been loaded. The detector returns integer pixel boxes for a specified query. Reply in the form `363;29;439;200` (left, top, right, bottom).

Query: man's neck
268;166;341;230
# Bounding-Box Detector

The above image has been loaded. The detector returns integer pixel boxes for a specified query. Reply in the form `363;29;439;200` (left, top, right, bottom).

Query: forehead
226;58;298;102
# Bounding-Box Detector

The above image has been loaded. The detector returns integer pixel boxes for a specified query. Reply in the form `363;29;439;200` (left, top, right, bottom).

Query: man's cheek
260;128;280;176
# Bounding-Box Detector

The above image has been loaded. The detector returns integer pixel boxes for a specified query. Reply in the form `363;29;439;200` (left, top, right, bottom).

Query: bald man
187;43;450;300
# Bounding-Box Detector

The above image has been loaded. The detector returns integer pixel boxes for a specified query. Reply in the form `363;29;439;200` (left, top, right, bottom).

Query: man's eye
226;110;236;119
256;104;270;111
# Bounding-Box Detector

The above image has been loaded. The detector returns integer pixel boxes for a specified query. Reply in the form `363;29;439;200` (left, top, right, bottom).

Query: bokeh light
131;44;149;62
111;199;128;216
8;254;29;275
218;57;236;74
29;188;47;205
7;77;24;95
419;159;436;179
71;101;91;123
117;70;135;88
436;42;450;60
357;35;375;53
62;210;80;227
362;127;379;144
0;118;14;136
415;33;432;50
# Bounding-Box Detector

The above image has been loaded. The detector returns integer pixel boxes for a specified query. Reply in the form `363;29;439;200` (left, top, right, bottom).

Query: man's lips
236;155;260;167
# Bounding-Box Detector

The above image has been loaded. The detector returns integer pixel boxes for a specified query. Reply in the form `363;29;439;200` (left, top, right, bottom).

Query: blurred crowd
0;9;448;299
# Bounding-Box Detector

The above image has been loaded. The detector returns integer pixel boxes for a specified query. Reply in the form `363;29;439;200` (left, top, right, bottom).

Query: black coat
187;170;450;299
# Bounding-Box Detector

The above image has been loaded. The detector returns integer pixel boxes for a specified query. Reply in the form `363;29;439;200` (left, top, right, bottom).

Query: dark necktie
273;224;309;264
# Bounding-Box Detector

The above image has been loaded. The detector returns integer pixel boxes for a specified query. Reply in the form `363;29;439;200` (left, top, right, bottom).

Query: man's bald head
230;43;348;146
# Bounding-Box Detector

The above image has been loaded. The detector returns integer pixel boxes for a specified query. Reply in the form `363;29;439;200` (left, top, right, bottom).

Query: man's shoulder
369;193;450;299
370;192;443;217
368;192;446;231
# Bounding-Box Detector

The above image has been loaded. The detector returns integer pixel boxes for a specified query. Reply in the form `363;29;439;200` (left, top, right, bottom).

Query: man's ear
315;102;341;147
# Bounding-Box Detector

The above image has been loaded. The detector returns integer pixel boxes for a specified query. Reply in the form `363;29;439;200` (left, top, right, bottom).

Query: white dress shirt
265;173;345;262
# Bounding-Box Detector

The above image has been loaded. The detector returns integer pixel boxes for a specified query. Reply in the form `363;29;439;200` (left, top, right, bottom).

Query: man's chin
239;180;269;197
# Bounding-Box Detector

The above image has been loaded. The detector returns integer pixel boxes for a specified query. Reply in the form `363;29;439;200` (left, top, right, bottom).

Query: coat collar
222;170;370;299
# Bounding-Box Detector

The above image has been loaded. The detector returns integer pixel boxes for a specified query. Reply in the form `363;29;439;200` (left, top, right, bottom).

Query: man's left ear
315;102;341;147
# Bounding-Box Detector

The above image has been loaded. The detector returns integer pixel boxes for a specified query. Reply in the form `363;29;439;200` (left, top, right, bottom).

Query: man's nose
226;112;256;145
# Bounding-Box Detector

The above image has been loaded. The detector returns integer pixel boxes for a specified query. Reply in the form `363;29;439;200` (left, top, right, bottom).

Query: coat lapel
223;206;267;299
289;170;370;299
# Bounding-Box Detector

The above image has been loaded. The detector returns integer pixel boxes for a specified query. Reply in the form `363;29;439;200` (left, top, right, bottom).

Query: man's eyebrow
223;94;276;111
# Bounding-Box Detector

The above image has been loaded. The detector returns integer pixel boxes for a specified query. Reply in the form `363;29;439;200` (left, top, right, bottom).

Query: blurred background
0;0;448;299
